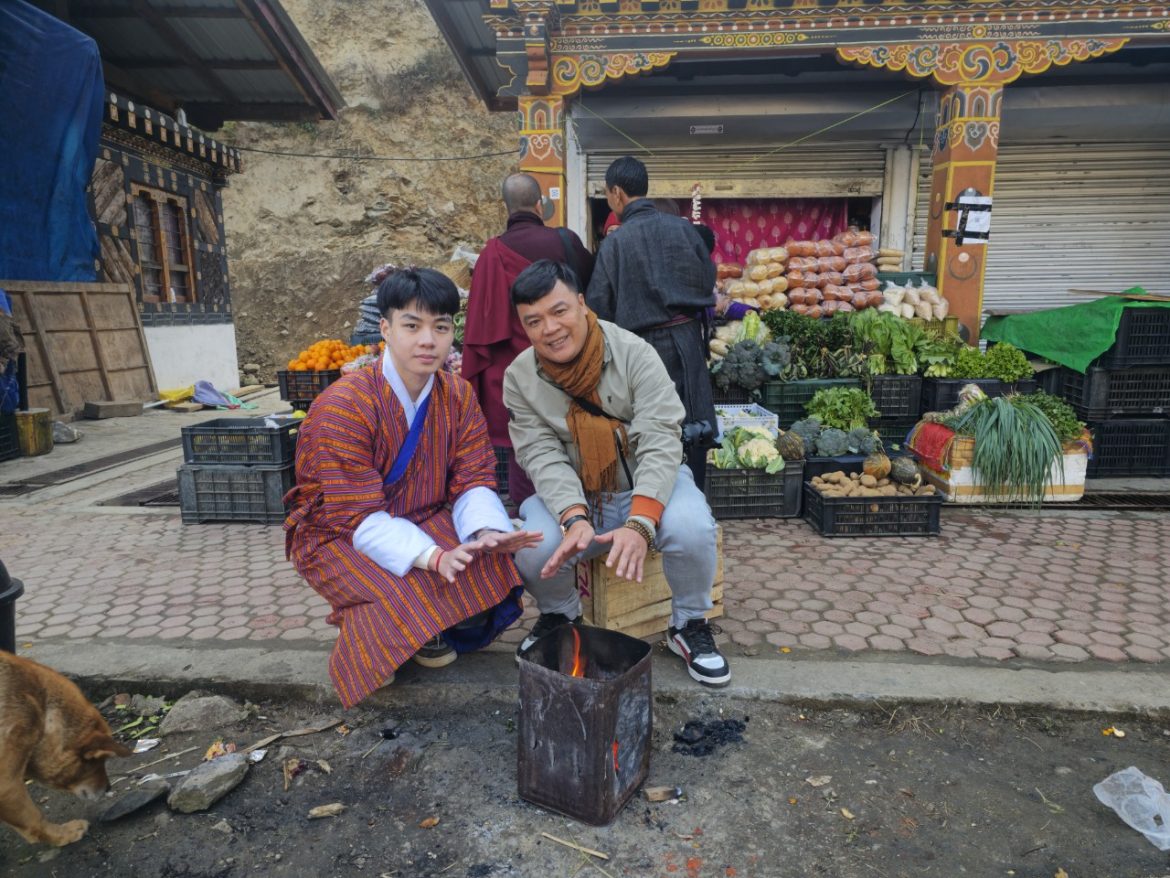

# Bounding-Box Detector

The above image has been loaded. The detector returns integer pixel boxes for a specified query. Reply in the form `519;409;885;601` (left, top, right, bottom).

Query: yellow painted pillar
517;95;567;228
922;84;1003;343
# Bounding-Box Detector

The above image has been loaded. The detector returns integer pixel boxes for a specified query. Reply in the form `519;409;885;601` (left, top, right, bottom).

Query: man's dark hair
377;267;459;318
694;223;716;256
604;156;648;198
502;173;543;215
511;259;581;307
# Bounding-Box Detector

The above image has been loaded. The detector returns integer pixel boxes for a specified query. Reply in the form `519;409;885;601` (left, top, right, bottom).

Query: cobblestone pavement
3;487;1168;666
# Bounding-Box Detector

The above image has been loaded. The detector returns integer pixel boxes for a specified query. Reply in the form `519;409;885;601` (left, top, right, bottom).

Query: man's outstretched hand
594;526;648;583
540;519;595;579
469;529;543;555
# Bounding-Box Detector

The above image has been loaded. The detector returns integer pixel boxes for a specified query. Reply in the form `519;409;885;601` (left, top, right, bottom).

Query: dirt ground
4;682;1170;878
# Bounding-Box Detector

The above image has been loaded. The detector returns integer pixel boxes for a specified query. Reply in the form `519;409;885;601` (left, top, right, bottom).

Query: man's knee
658;479;716;556
513;500;562;582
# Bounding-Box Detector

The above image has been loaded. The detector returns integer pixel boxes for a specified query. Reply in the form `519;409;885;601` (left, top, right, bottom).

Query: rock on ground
167;754;250;813
159;693;248;735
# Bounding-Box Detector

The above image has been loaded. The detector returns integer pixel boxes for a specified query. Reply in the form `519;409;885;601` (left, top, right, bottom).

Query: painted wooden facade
459;0;1169;340
92;92;241;329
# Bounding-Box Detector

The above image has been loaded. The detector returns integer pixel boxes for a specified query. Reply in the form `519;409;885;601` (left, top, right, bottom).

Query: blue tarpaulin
0;0;104;282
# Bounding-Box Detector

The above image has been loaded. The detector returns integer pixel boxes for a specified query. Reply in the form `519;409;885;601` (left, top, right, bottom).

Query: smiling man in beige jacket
503;259;730;688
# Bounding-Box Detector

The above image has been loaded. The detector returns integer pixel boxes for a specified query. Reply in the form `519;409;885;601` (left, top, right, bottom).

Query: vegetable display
710;427;786;474
805;387;879;430
710;339;792;393
810;470;936;498
947;342;1033;382
1024;391;1086;444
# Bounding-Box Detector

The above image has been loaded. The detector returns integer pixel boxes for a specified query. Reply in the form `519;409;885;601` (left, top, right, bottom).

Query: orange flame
569;627;586;678
612;739;619;773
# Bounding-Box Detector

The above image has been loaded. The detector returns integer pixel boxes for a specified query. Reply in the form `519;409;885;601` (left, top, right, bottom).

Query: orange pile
287;339;382;372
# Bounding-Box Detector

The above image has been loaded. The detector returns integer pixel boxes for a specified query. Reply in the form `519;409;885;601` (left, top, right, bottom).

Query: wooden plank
0;281;130;294
77;288;115;400
11;289;68;412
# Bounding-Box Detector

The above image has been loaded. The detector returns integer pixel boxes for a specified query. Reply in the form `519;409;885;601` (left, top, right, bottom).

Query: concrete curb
20;640;1170;718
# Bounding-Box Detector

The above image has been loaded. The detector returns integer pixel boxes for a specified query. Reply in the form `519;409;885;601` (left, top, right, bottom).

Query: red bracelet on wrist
432;548;445;572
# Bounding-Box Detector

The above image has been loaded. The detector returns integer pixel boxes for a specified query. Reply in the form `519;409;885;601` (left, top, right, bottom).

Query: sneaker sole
667;637;731;687
412;651;457;669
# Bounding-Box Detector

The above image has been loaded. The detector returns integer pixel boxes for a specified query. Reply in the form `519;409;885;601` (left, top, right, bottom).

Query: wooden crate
576;526;723;640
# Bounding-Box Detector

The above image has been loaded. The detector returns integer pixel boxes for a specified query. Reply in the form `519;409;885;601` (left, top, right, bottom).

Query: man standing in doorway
462;173;594;507
586;156;718;489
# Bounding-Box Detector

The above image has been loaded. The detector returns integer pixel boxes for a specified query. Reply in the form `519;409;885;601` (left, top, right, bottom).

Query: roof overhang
36;0;344;130
421;0;515;112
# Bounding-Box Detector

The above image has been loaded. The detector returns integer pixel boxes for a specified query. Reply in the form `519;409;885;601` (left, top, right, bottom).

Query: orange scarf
537;310;628;496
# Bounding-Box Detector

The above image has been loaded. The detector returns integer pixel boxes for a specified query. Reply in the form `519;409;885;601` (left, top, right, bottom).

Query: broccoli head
846;427;879;455
712;340;766;392
788;417;823;456
814;427;850;457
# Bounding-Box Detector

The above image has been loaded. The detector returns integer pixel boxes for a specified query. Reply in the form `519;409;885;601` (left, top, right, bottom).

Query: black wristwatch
560;514;591;536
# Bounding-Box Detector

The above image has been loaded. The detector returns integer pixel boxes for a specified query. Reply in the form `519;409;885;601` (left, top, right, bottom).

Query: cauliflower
814;427;850;457
738;437;785;474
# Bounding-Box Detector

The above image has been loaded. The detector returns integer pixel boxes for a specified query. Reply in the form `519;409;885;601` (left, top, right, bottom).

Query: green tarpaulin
982;290;1170;374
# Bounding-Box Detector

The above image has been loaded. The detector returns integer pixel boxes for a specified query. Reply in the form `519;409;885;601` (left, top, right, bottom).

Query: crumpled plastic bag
1093;766;1170;850
159;386;194;404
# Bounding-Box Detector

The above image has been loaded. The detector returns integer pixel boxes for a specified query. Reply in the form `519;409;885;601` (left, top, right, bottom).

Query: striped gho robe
285;363;523;708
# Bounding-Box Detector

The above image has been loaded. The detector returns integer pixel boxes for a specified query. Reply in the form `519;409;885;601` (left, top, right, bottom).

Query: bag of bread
803;271;822;289
877;248;904;259
770;276;789;294
788;256;818;272
823;300;841;315
748;264;770;282
807;288;824;305
843;246;875;265
771;291;788;310
933;297;950;320
817;256;847;273
807;304;824;320
814;239;836;257
882;284;906;307
788;241;816;257
819;270;844;287
785;270;804;286
834;229;875;248
787;288;806;306
843;262;878;282
900;303;915;319
742;280;761;297
866;290;885;309
767;246;789;263
852;291;870;310
757;278;774;296
837;301;855;313
766;262;786;279
717;263;743;280
859;278;881;292
726;281;746;297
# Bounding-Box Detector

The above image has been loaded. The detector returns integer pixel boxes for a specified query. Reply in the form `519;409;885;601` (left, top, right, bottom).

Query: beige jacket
503;319;685;517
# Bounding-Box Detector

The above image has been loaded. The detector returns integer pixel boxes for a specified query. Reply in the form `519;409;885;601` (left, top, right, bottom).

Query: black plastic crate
288;398;315;414
181;418;299;466
0;412;19;463
1033;365;1064;395
705;461;803;519
869;375;922;419
1060;366;1170;420
178;463;294;525
761;378;861;428
801;451;909;481
494;446;510;497
921;377;1036;413
872;419;918;452
711;385;752;405
1085;419;1170;478
803;483;943;538
1093;306;1170;369
277;369;341;402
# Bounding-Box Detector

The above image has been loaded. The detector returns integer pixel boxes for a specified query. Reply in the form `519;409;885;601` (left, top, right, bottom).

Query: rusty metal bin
517;624;652;825
0;560;24;654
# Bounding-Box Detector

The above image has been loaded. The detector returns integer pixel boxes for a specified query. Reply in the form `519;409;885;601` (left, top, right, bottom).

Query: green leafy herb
805;387;879;430
1024;391;1086;444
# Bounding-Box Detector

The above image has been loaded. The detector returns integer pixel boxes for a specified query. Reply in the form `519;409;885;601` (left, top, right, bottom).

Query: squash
863;452;891;480
890;456;922;488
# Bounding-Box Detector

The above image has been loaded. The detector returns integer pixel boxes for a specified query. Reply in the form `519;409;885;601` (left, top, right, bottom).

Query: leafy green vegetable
983;343;1033;382
1024;391;1085;443
947;395;1064;505
805;387;879;430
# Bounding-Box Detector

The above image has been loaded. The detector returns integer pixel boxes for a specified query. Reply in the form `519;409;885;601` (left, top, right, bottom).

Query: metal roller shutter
585;145;886;200
913;142;1170;315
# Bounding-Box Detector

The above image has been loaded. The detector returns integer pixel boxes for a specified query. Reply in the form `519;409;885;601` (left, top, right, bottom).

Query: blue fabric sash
383;391;431;487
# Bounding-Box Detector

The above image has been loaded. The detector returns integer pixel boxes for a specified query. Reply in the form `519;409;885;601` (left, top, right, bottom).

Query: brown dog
0;651;132;846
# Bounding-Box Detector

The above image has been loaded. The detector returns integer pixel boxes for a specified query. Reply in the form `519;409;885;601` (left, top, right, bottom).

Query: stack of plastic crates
178;417;299;524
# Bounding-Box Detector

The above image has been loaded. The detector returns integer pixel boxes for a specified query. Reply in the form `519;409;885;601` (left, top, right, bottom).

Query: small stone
242;363;260;373
211;819;234;835
1054;766;1073;776
51;421;83;444
304;312;314;319
167;754;249;813
159;693;248;736
99;784;169;822
129;694;167;718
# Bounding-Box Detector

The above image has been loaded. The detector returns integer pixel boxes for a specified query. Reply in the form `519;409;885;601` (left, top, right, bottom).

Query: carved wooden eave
480;1;1168;99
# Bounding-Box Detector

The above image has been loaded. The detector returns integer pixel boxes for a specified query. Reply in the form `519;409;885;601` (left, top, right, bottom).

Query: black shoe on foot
412;635;456;669
515;612;581;662
668;619;731;687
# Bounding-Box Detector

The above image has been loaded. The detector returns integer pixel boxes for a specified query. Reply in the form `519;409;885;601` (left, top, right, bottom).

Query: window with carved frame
130;184;196;304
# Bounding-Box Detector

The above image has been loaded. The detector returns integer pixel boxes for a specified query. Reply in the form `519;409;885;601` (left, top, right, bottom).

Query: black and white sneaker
413;635;456;669
668;619;731;687
515;612;582;663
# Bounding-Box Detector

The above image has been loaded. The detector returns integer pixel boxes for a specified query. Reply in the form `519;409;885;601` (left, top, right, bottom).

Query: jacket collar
506;210;545;230
619;198;656;223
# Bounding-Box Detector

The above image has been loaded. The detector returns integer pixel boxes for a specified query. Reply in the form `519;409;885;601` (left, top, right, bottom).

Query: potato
860;474;877;488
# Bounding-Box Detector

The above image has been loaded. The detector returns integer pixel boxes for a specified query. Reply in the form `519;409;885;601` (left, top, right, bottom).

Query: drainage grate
1077;492;1170;511
97;479;180;508
0;438;182;496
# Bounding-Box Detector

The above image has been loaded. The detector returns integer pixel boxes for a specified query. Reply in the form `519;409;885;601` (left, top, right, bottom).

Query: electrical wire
229;143;516;162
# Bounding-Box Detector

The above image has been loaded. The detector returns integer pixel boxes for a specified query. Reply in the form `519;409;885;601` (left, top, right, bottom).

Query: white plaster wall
144;323;239;392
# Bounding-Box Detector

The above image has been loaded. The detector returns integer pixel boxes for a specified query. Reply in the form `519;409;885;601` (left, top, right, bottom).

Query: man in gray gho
586;155;718;489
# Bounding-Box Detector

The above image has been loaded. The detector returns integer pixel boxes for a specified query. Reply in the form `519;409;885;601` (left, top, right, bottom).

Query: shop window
131;185;196;304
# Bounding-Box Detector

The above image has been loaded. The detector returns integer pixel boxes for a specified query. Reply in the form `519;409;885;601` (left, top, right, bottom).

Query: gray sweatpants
513;466;717;630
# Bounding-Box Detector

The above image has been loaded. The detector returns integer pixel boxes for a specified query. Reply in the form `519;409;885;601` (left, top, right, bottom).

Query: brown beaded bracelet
622;518;655;551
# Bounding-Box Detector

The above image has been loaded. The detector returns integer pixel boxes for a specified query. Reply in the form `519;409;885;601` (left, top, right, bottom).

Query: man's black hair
510;259;581;307
377;267;459;318
604;155;649;198
694;223;716;256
